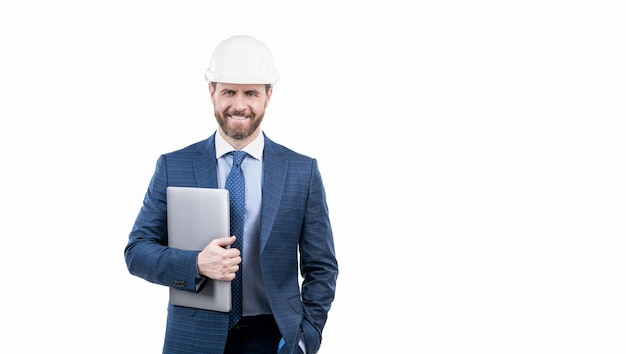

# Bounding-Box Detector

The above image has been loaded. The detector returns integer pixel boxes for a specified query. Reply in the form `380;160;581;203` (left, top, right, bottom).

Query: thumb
213;235;236;248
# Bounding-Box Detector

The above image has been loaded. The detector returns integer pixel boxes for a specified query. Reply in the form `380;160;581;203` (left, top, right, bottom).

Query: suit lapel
260;135;287;252
192;134;219;188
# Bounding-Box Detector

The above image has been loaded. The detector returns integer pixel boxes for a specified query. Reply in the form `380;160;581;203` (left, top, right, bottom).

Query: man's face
210;82;272;141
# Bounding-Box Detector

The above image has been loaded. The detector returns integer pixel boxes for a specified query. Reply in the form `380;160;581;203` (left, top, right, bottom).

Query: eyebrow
220;88;261;95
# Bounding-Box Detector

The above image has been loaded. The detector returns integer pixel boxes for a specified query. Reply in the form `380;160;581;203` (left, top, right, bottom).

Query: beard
215;108;264;140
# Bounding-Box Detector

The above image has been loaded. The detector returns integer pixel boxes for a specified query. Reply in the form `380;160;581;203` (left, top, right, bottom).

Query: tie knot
231;150;246;167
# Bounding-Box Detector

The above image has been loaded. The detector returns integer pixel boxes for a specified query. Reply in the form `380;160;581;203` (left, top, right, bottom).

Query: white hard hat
205;35;279;84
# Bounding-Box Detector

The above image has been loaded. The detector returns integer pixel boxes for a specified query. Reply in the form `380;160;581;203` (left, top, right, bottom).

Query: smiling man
210;82;270;145
124;35;339;354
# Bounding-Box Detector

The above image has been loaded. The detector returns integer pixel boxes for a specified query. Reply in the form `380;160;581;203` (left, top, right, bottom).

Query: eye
245;91;259;97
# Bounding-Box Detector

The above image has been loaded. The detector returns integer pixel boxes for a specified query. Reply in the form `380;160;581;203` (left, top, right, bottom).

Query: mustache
227;109;250;117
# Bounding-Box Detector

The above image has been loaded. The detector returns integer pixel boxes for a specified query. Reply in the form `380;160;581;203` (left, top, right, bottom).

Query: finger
213;235;236;248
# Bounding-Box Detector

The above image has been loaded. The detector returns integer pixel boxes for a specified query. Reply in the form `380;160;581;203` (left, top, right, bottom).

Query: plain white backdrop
1;1;625;353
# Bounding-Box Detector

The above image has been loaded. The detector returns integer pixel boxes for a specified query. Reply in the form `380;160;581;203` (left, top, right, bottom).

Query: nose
233;92;247;111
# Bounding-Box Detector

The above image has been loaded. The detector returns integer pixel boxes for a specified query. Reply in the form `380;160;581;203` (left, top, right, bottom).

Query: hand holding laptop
197;235;242;282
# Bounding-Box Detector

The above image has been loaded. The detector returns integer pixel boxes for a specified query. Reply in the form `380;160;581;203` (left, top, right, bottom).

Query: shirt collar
215;130;264;161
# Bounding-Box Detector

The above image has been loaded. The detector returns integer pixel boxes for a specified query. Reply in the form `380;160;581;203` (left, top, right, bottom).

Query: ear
265;86;273;107
208;83;216;104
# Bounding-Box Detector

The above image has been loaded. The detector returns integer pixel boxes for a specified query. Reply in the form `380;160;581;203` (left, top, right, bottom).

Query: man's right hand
197;236;241;281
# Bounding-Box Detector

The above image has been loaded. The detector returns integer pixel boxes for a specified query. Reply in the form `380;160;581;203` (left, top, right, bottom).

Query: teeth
230;115;247;120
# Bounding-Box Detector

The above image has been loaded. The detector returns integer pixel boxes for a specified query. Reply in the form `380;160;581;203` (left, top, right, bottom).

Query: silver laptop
166;186;231;312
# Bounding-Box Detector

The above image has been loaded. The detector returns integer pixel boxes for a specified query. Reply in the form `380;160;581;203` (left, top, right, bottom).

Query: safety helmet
205;35;279;84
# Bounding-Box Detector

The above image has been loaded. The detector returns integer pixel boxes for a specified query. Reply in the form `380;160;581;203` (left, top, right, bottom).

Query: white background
1;1;625;353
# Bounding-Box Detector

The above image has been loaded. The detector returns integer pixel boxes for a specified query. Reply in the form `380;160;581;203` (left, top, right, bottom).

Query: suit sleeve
124;154;201;292
299;159;339;352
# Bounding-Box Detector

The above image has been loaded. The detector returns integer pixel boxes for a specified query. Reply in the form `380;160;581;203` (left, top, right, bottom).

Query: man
124;35;338;354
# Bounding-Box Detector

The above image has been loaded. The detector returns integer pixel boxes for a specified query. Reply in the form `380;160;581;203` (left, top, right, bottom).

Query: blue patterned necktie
226;150;246;329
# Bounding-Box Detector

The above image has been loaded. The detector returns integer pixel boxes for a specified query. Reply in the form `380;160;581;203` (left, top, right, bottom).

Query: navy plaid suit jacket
125;132;338;353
